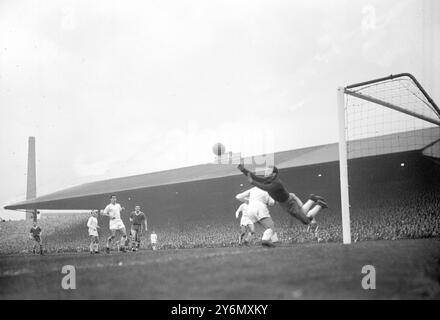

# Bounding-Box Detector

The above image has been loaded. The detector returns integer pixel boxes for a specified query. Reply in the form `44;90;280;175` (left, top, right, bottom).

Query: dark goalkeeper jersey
30;226;42;237
130;211;146;225
239;167;290;203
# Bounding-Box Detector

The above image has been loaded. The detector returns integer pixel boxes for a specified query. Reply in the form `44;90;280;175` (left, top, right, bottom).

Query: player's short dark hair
110;194;116;199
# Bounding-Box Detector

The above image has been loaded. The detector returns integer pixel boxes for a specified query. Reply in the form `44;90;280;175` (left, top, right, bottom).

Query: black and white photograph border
0;0;439;302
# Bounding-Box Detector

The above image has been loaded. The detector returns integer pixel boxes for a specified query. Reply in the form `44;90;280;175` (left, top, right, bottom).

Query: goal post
337;73;440;245
337;87;351;244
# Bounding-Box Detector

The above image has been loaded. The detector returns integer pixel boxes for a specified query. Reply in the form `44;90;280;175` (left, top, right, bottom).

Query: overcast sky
1;0;439;219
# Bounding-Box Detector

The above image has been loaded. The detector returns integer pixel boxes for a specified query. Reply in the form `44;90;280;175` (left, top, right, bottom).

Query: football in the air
212;142;226;156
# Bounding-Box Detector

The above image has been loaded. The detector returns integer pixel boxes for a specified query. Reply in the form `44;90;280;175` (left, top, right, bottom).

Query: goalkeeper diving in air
237;162;328;232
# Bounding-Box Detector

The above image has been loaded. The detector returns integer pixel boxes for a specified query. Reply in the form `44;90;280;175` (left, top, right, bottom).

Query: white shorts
255;210;271;221
240;216;254;227
248;202;271;222
109;218;125;231
88;228;98;237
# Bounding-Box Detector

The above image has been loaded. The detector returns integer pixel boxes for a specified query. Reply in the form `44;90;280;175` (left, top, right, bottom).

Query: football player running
129;205;147;251
235;198;255;245
87;210;100;254
102;195;128;253
29;221;43;255
236;186;278;247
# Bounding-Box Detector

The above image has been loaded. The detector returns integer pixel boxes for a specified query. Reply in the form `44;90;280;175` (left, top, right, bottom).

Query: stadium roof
4;127;439;210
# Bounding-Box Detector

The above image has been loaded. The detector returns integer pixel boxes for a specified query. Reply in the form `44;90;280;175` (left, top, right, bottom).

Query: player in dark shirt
29;221;43;255
238;163;328;231
129;205;147;251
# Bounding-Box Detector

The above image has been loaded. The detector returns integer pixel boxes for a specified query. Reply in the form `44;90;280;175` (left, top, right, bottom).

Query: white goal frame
337;73;440;245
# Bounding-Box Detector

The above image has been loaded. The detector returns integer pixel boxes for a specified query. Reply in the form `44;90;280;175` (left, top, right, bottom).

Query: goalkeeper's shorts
131;224;142;232
279;193;310;224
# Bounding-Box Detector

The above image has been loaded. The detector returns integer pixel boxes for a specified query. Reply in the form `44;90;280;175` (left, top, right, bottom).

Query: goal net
338;73;440;244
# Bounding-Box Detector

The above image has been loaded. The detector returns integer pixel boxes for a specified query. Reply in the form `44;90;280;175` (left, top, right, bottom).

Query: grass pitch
1;239;439;299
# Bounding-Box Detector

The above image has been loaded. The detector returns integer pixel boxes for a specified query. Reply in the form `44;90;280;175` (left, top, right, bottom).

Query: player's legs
239;225;247;245
306;200;328;234
93;236;99;253
281;194;312;225
258;217;277;247
130;227;136;249
120;227;128;251
302;200;315;213
32;239;37;254
290;193;315;215
136;230;141;249
89;235;95;253
271;232;279;243
307;203;323;219
290;193;304;207
131;227;140;251
285;193;328;224
106;229;116;253
243;224;255;244
137;229;142;248
258;216;275;229
34;237;43;255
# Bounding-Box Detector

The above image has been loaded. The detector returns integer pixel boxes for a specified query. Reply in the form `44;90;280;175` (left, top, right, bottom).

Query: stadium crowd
0;184;439;254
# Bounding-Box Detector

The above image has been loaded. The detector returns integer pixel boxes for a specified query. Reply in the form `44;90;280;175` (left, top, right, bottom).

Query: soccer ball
212;142;226;156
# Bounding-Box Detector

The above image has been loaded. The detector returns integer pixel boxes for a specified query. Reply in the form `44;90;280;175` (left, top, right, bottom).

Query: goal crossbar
346;73;440;119
345;89;440;127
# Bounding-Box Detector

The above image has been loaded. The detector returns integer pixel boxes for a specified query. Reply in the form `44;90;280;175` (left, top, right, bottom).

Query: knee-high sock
302;200;315;214
106;236;113;248
94;243;99;252
90;243;94;252
131;233;136;248
121;235;127;247
262;228;274;241
271;232;279;243
307;204;322;218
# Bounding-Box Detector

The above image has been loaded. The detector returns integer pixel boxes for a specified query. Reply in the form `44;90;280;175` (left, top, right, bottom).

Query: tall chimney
26;136;36;220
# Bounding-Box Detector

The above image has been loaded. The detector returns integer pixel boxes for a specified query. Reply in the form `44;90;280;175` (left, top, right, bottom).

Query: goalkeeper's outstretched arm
237;163;270;183
246;178;273;192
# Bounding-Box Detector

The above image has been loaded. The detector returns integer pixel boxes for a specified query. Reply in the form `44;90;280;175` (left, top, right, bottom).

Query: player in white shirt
87;210;100;254
235;198;255;245
236;187;279;247
102;195;128;253
150;231;158;251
